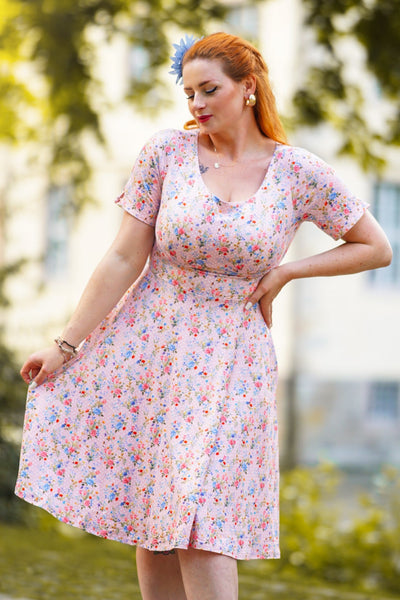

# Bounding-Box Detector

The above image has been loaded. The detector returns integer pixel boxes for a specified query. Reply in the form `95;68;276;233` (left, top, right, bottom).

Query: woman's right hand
20;345;65;388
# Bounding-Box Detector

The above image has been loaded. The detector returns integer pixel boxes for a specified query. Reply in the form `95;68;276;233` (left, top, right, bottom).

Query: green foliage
0;339;27;522
292;0;400;171
1;0;399;199
1;466;399;599
241;464;400;596
0;0;227;209
0;260;29;522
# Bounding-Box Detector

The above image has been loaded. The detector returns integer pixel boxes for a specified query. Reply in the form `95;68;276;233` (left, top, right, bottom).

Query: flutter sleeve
115;131;168;226
291;148;369;240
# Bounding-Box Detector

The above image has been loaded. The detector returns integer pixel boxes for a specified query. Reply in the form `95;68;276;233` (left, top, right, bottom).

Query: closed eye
185;86;218;100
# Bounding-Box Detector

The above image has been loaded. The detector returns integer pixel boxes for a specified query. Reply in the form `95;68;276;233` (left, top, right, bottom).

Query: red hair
182;32;288;144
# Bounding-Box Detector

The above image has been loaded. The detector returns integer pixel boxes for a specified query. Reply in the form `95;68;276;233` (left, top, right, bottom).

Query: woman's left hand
245;265;290;328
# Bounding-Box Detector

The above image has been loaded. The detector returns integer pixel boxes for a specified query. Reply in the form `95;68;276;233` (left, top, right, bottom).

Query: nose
192;92;206;111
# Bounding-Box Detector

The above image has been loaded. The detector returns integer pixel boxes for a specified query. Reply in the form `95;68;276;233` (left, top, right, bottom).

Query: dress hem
15;490;280;561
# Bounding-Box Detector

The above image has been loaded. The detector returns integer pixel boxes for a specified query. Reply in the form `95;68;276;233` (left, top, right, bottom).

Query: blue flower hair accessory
169;34;201;85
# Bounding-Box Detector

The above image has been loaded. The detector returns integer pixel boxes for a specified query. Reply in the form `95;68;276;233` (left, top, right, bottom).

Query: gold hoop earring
245;94;256;107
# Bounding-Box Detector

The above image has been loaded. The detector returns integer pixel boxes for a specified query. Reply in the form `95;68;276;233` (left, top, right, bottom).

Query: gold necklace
211;143;238;169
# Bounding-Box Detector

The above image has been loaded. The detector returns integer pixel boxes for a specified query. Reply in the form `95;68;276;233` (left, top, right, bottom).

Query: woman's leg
136;547;187;600
177;548;238;600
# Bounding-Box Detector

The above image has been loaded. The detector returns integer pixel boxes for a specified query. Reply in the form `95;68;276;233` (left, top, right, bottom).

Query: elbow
374;241;392;269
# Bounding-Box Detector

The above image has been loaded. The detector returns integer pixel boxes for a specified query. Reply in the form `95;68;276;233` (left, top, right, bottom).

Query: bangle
60;338;77;351
54;337;78;362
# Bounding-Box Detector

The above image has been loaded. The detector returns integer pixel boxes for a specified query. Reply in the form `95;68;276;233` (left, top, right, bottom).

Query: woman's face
182;58;251;134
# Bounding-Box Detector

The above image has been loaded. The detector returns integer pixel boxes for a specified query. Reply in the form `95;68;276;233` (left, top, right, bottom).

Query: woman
17;32;391;600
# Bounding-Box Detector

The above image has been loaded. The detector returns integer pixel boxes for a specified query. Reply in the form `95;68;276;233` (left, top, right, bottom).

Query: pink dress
15;129;367;559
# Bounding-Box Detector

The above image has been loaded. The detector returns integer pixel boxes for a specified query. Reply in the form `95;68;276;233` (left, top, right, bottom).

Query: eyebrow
183;80;214;92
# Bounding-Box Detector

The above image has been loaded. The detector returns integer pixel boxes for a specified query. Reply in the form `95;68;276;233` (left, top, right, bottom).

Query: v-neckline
194;132;279;206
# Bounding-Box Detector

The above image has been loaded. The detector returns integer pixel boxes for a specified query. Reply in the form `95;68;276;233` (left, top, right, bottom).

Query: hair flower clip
169;34;201;85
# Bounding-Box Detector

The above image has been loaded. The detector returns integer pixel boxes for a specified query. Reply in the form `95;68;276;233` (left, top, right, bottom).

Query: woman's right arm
20;211;155;386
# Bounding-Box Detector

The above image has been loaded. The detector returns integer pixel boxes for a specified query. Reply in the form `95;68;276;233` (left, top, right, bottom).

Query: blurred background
0;0;399;598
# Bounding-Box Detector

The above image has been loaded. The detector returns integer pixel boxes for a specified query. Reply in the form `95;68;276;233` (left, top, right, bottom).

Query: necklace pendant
214;162;220;169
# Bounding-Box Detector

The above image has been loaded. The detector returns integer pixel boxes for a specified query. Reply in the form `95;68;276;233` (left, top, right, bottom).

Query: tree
0;262;28;521
1;0;399;191
0;0;229;519
291;0;400;171
0;0;227;207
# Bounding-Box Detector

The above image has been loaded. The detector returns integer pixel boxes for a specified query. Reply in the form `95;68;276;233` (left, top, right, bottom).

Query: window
369;181;400;288
225;4;259;41
44;186;70;279
367;381;399;421
129;45;151;82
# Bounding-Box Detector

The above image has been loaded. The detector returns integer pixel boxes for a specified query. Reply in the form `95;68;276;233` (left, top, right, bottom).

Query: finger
259;294;273;327
245;288;264;309
20;366;34;384
21;363;40;384
260;303;272;328
31;366;49;388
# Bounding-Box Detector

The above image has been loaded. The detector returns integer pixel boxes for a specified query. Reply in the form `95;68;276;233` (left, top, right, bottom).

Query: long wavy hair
181;32;288;144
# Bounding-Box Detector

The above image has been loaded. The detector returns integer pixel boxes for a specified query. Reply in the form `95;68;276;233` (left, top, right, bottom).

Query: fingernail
29;381;37;390
245;302;253;311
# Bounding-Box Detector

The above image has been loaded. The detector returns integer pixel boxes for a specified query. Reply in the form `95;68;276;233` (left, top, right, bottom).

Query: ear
243;74;257;95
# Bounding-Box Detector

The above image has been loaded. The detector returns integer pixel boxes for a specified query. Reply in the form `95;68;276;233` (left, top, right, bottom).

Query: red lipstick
198;115;212;123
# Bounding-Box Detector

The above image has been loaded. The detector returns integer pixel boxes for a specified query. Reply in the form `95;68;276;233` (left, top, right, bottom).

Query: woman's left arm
246;211;392;328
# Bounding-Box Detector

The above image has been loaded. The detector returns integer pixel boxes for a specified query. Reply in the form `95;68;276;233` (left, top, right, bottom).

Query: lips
198;115;212;123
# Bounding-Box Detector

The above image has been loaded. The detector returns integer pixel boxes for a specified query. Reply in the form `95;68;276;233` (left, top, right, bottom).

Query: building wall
3;0;400;468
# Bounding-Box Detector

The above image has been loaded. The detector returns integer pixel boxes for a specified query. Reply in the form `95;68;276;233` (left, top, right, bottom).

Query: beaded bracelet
54;337;78;362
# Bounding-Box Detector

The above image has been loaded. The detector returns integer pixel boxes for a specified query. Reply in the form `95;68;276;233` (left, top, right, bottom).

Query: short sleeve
115;132;165;226
291;148;369;240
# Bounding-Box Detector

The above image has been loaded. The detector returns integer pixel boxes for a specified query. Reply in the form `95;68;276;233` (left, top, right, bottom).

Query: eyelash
186;86;217;100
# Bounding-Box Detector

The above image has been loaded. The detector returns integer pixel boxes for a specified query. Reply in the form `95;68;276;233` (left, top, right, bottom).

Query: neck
206;121;267;162
206;128;268;168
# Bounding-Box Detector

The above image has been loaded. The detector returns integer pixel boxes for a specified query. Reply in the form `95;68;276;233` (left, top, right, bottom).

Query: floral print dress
15;129;368;560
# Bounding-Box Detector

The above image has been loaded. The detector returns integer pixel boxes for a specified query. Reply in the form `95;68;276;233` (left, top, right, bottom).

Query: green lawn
0;522;399;600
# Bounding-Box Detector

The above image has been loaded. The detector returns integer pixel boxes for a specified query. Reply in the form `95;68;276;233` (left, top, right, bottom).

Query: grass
1;521;399;600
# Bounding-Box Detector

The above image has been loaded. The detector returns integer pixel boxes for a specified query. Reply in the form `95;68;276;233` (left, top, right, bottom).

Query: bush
242;464;400;596
0;341;27;522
